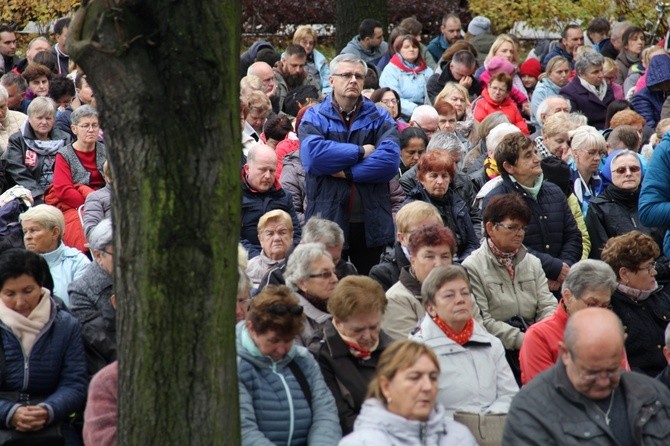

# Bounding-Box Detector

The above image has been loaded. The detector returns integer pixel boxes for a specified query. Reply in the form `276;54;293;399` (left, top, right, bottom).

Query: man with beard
299;54;400;275
340;19;388;65
273;45;320;115
427;14;463;64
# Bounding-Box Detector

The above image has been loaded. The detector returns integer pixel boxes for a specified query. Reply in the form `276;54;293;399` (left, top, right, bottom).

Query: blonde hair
434;82;470;109
20;204;65;237
642;46;666;67
485;34;519;66
367;340;440;403
240;75;263;101
396;201;443;234
542;112;576;138
246;90;272;115
602;57;617;76
293;25;318;45
257;209;294;234
569;125;606;153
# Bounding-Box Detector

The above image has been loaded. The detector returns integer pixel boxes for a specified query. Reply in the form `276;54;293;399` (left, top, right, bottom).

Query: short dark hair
562;23;582;39
587;18;610;36
400;126;429;149
246;285;305;337
0;24;15;34
490;72;513;90
442;13;460;26
0;248;49;289
263;114;293;141
33;51;58;74
255;48;280;67
284;44;307;59
359;19;382;40
48;75;75;101
370;87;401;114
53;17;71;36
483;194;531;237
22;64;52;83
0;72;27;93
451;50;476;69
622;26;644;47
407;224;457;257
607;125;641;151
494;133;534;175
399;17;422;36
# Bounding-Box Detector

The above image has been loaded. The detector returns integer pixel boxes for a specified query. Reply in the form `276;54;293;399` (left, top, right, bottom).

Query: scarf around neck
484;157;499;179
300;290;329;313
20;120;65;155
487;237;519;280
512;172;543;199
389;53;427;76
333;320;379;360
0;288;52;355
432;314;474;345
617;282;658;302
579;77;608;101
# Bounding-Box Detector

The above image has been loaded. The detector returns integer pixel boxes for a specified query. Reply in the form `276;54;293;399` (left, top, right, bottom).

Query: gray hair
561;259;617;298
536;95;571;125
329;54;367;75
410;105;439;123
665;321;670;348
302;217;344;248
486;123;522;153
71;104;99;126
19;204;65;237
568;112;589;127
575;51;604;75
88;218;113;251
28;36;50;51
27;96;57;118
247;143;276;164
284;242;332;291
427;131;463;154
421;265;472;308
0;85;7;101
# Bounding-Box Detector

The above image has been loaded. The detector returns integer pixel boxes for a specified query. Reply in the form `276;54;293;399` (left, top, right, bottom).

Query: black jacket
426;61;482;104
369;242;410;291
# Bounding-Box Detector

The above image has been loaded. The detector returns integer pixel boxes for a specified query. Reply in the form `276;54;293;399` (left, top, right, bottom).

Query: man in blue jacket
299;54;400;275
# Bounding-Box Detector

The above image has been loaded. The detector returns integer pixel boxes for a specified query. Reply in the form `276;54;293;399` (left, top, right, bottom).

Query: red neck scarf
432;315;474;345
342;339;372;360
389;53;427;76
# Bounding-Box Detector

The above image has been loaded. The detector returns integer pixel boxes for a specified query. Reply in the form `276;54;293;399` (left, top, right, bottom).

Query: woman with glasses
567;125;606;216
369;87;407;130
519;259;620;385
472;72;529;135
237;285;341;445
463;193;557;384
49;105;106;253
285;243;339;349
601;231;670;377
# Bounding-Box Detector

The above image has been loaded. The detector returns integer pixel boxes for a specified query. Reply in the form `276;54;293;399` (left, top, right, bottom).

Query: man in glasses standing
299;54;399;275
504;307;670;444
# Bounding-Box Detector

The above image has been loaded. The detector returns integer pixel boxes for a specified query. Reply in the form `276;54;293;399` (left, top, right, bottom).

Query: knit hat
468;16;491;36
540;157;572;197
486;56;516;75
519;58;542;78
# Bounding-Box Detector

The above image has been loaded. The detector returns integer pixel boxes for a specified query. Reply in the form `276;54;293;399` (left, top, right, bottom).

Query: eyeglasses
637;263;656;274
77;123;100;131
612;165;641;175
381;98;398;105
569;352;621;383
332;72;366;81
102;250;113;256
495;222;527;233
265;304;303;315
308;270;337;280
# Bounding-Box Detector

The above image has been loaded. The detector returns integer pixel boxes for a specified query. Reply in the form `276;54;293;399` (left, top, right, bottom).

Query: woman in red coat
472;72;529;135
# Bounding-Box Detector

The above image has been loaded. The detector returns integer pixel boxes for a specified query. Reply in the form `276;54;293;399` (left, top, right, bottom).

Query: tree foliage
1;0;79;32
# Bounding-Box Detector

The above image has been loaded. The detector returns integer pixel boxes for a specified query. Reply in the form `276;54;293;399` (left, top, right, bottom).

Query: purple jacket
559;76;614;130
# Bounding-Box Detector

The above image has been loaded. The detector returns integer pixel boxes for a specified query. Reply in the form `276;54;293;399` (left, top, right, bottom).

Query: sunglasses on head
265;304;303;316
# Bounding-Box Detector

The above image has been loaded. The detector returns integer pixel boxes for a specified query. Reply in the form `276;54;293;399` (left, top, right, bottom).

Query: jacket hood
353;398;450;441
645;55;670;88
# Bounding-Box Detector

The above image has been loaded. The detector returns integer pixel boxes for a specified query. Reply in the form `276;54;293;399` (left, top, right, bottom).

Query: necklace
595;388;616;425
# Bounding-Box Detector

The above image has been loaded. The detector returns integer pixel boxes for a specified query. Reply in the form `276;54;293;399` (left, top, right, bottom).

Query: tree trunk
68;1;241;444
335;0;388;53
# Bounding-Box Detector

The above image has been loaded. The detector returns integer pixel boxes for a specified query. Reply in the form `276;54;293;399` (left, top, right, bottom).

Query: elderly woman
0;248;88;445
382;224;455;340
370;201;443;291
568;125;606;215
19;204;89;305
519;259;620;384
464;193;557;383
472;72;529;135
369;88;407;130
396;126;427;176
379;35;433;119
412;265;518;423
50;105;106;252
4;97;71;203
530;56;571;128
483;133;582;292
560;52;615;129
339;340;477;445
237;285;341;445
313;276;394;435
293;25;331;94
535;111;575;162
404;151;478;262
434;82;474;138
284;242;338;349
21;64;51;102
242;91;272;155
246;210;294;288
601;231;670;377
0;85;27;154
68;219;115;376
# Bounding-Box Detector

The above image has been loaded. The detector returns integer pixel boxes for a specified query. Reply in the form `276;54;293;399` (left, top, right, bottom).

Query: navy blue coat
482;176;582;280
241;177;302;259
559;76;614;130
299;96;399;248
0;299;88;427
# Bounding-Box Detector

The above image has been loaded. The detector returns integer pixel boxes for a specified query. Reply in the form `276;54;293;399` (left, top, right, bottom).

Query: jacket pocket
561;421;608;443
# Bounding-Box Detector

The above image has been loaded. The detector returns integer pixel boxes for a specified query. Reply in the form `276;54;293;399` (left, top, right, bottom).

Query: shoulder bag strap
287;359;312;412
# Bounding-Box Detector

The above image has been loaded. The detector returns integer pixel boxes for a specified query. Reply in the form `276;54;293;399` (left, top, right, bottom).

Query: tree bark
335;0;388;53
68;0;241;444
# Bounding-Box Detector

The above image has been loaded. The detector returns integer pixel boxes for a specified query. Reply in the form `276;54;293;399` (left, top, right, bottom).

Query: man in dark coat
426;50;481;104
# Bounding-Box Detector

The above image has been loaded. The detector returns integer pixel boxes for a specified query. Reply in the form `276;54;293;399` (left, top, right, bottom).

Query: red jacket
471;88;529;135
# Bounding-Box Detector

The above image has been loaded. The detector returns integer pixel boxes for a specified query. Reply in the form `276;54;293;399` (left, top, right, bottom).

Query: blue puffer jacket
640;132;670;257
236;322;341;446
379;56;433;118
482;176;582;280
0;295;88;427
299;96;400;248
241;175;302;259
631;55;670;129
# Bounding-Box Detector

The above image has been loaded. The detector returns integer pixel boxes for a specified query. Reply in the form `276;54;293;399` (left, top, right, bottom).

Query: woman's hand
11;405;48;432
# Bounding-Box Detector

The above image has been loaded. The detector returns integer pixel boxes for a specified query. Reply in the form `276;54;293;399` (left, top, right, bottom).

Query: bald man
504;308;670;445
241;144;301;258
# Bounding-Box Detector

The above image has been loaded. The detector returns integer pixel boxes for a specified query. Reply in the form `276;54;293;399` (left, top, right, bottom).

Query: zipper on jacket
271;361;295;445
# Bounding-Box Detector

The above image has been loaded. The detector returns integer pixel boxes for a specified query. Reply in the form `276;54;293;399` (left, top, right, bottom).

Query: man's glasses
332;72;365;81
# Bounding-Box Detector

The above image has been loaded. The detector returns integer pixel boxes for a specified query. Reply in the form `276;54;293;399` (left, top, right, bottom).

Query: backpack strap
287;359;312;412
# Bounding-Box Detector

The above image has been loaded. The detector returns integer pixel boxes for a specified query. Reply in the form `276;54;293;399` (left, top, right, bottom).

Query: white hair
410;105;439;122
486;123;523;154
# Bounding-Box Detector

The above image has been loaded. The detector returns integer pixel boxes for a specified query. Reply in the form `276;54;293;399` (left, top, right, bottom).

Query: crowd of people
4;8;670;446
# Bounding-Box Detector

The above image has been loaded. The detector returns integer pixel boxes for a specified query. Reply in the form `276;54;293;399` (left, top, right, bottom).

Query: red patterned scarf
432;315;474;345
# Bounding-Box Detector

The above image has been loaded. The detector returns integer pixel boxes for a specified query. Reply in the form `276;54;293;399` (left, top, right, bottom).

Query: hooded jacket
632;55;670;129
340;36;388;65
